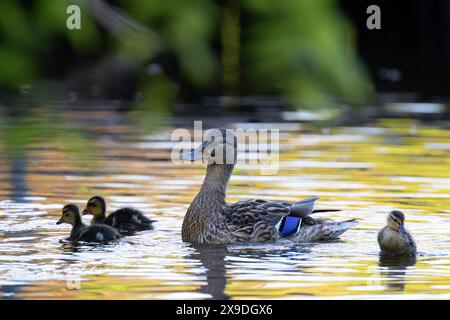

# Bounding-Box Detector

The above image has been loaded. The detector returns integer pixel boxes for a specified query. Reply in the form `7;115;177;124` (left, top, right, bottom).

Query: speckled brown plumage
181;128;358;245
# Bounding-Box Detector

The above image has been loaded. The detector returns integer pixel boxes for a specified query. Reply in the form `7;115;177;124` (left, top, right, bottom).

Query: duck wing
290;219;358;242
106;208;154;234
224;200;286;242
227;197;322;218
401;231;417;254
224;197;317;242
225;197;356;242
78;225;121;243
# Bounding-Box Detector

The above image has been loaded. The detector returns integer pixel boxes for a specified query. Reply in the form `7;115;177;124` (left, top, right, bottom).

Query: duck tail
288;197;319;218
322;219;359;239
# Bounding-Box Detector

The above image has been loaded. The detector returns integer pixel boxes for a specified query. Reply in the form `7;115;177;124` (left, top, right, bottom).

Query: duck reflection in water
189;244;312;300
378;254;417;292
191;245;230;300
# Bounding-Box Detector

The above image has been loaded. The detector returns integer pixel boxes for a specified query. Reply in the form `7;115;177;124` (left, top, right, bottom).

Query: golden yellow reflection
0;114;449;299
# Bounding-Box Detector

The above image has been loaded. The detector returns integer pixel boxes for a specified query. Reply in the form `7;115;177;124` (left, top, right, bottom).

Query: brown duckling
378;210;417;256
82;196;154;235
57;204;121;243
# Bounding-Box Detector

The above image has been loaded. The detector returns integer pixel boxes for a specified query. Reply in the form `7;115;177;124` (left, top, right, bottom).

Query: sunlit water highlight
0;114;449;299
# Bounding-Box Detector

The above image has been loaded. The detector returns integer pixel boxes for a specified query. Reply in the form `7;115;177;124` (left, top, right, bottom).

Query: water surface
0;112;449;299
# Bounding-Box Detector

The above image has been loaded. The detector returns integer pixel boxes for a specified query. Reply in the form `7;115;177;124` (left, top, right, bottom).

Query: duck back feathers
78;224;121;243
104;208;154;234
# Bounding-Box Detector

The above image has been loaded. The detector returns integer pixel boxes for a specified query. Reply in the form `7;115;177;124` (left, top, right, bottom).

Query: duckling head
57;204;82;226
82;196;106;218
181;128;237;166
387;210;407;233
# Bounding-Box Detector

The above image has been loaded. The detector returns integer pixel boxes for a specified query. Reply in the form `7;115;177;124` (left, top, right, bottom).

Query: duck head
57;204;82;226
82;196;106;218
387;210;407;233
181;128;237;166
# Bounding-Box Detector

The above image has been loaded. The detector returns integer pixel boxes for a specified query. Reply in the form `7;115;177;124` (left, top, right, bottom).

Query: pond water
0;110;449;299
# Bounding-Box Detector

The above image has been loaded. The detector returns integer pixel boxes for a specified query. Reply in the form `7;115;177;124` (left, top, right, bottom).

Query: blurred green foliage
0;0;373;161
123;0;219;87
0;0;372;105
0;0;101;89
242;0;373;107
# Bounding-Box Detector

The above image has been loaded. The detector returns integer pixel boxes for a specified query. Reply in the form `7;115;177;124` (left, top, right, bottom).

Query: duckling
56;204;121;243
378;210;417;255
181;128;358;244
82;196;153;234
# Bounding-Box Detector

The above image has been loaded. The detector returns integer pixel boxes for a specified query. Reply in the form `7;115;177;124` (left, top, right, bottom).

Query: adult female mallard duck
57;204;121;243
82;196;154;234
378;210;417;255
180;128;358;244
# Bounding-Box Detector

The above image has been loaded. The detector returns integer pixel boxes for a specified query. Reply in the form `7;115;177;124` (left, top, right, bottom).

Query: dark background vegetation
0;0;447;109
342;0;449;99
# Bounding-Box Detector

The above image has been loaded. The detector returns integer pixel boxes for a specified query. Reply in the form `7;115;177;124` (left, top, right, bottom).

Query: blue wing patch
279;216;302;237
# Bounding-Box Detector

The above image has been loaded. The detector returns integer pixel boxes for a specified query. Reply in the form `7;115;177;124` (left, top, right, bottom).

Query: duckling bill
57;204;121;243
82;196;154;235
378;210;417;256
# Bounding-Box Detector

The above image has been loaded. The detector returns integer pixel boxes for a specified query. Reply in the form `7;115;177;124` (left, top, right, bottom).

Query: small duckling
82;196;154;234
57;204;121;243
378;210;417;256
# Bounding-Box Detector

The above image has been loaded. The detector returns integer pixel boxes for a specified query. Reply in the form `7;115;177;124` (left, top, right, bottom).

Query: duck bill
399;225;406;233
181;145;204;161
81;208;89;215
56;218;64;225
